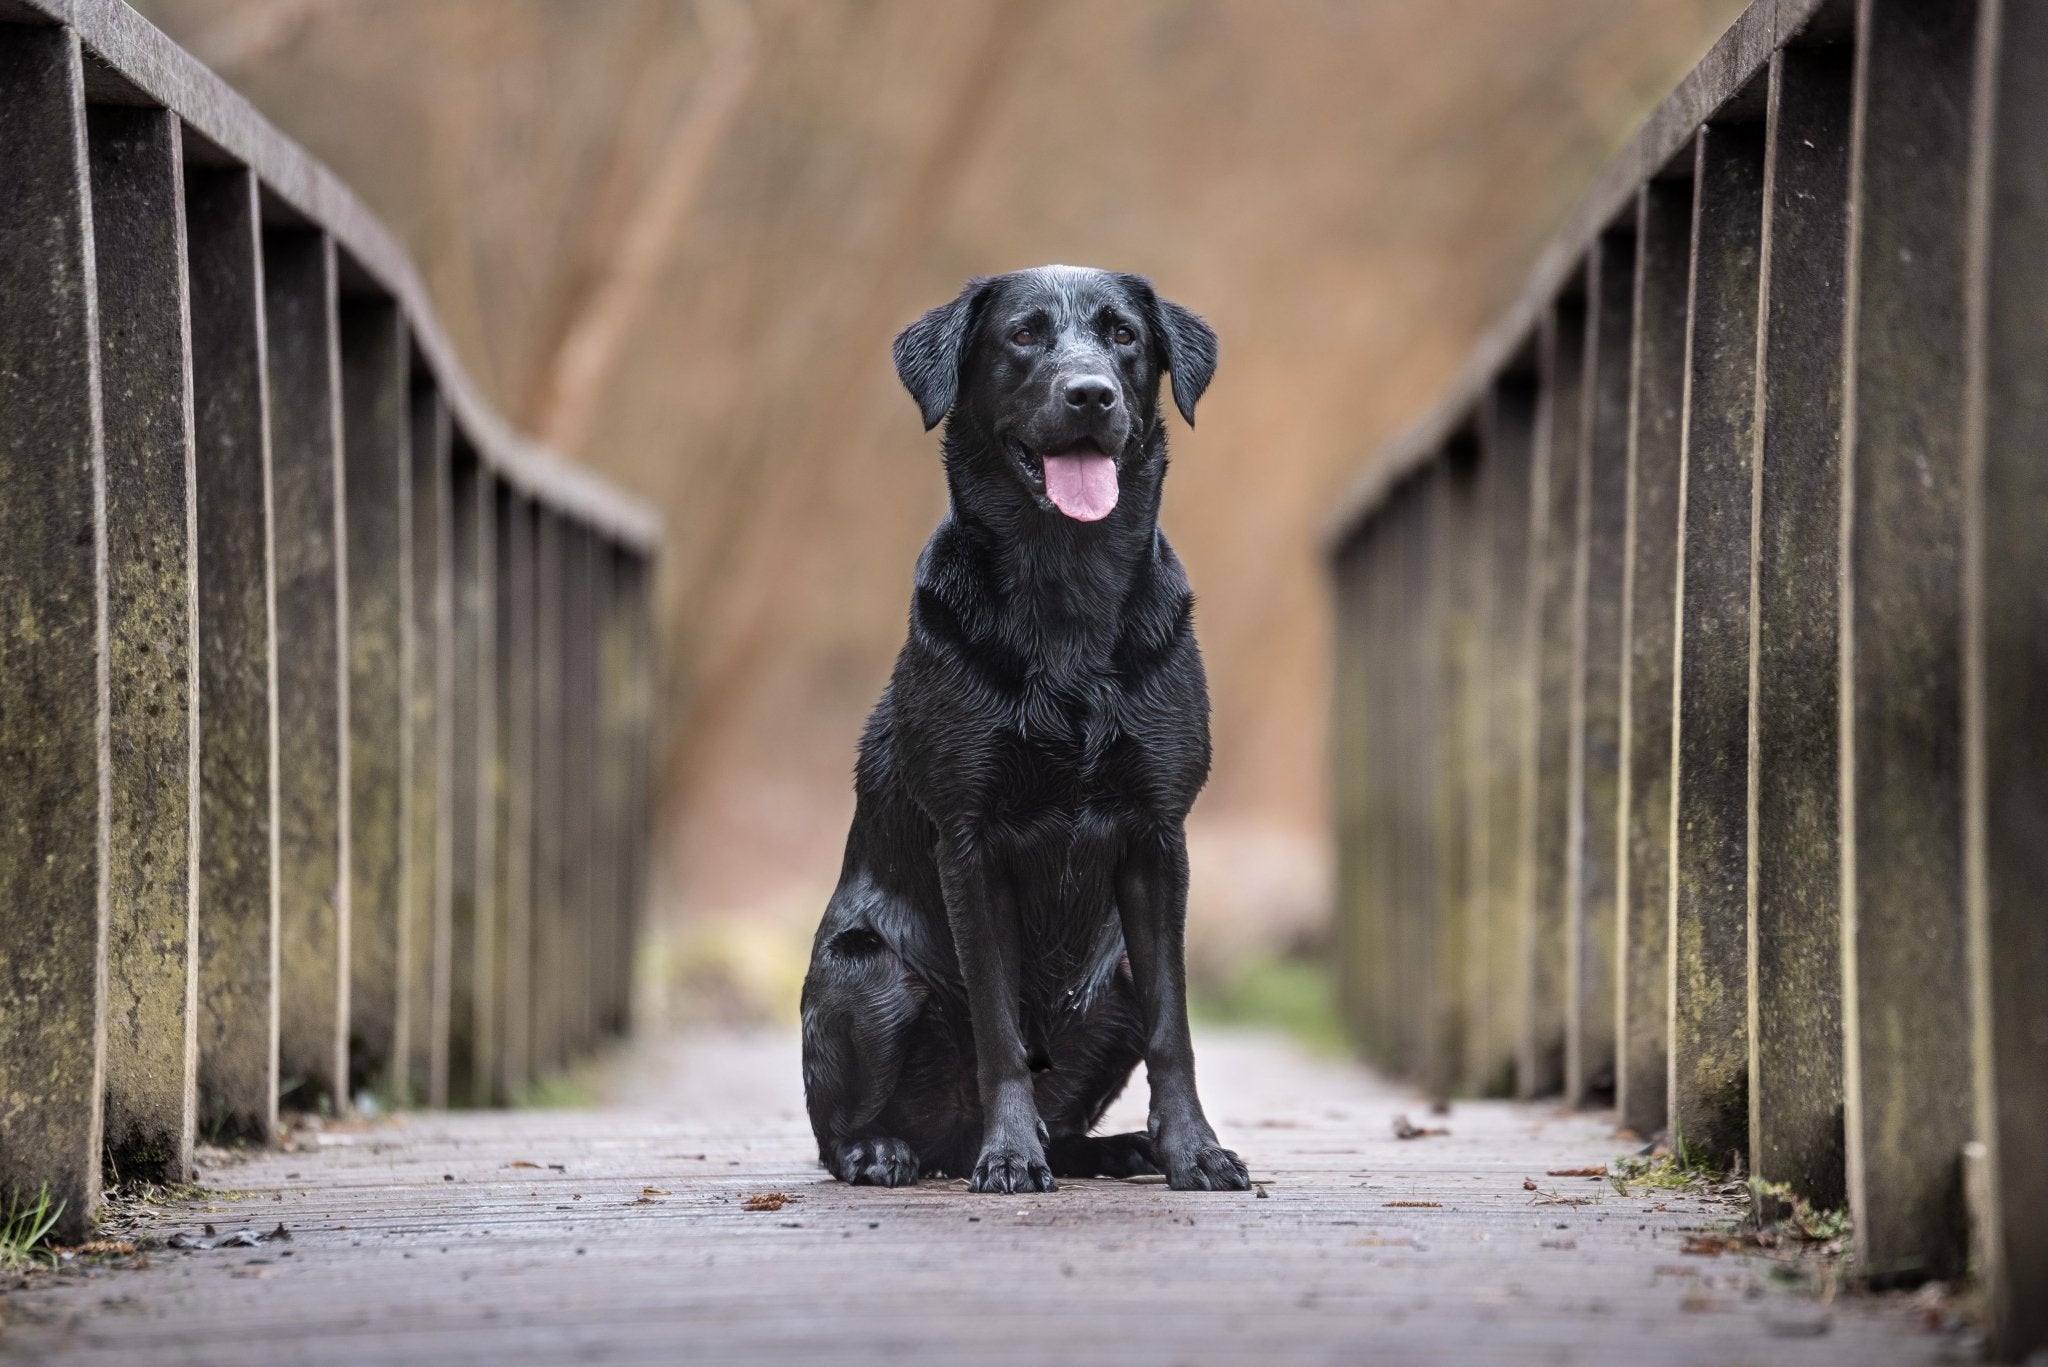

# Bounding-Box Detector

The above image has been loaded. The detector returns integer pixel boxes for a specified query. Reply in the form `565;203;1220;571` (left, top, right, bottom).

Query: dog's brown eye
1113;324;1136;346
1010;327;1035;347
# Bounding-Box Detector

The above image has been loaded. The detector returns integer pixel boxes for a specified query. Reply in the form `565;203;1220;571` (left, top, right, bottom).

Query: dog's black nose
1062;375;1118;412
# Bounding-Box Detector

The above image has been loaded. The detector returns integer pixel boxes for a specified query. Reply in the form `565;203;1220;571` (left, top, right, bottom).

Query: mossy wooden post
494;492;536;1099
1478;378;1537;1098
622;551;654;1032
529;512;566;1078
405;387;452;1106
1422;458;1466;1100
0;23;109;1241
1522;297;1585;1100
1567;230;1633;1107
1670;116;1764;1173
1452;425;1498;1100
566;526;601;1057
1331;526;1373;1054
1748;41;1852;1214
1965;3;2048;1350
446;450;495;1103
187;165;278;1144
470;469;499;1096
586;547;622;1043
266;228;350;1116
90;104;200;1185
1383;487;1425;1077
341;300;409;1102
1375;490;1407;1073
1617;178;1690;1140
598;546;635;1036
1839;0;1978;1282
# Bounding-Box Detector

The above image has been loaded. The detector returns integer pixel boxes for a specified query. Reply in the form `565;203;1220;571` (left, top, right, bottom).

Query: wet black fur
799;266;1250;1194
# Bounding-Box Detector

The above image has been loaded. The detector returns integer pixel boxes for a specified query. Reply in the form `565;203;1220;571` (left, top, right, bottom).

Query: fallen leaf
1546;1166;1607;1178
1391;1115;1450;1140
503;1161;542;1170
742;1192;798;1212
1681;1234;1736;1257
1382;1201;1441;1208
60;1240;136;1256
1680;1294;1729;1313
166;1224;290;1252
642;1187;671;1197
1522;1178;1538;1191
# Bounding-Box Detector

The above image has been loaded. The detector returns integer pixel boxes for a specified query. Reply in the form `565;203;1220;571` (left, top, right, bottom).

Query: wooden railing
1327;0;2044;1356
0;1;659;1240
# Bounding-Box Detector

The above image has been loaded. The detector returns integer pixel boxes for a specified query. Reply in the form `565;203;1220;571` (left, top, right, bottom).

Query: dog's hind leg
800;924;927;1186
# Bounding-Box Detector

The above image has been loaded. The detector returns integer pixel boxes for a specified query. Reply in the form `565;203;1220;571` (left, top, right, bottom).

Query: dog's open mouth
1011;438;1118;522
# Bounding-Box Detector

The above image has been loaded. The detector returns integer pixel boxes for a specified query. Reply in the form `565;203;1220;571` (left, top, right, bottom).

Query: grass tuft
0;1186;63;1272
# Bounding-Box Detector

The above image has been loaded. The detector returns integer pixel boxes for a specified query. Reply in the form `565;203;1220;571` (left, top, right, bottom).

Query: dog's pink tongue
1042;452;1119;521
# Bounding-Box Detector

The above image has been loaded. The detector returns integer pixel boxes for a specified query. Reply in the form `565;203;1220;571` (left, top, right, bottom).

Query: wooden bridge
0;0;2042;1362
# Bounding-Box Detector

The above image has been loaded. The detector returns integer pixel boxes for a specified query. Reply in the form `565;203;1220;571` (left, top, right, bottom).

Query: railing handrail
7;0;661;553
1324;0;1841;549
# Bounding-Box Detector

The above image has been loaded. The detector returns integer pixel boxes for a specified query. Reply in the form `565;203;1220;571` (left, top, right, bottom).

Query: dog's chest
985;675;1159;818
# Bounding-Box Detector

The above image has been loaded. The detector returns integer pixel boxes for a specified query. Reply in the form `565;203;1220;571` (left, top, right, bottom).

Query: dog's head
892;266;1216;523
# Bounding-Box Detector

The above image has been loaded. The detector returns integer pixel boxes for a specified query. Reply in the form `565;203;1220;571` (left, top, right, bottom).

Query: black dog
799;265;1249;1195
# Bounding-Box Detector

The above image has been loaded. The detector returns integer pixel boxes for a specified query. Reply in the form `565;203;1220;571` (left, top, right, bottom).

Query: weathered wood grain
91;102;199;1188
3;1031;1957;1366
0;23;108;1242
1748;40;1852;1216
187;165;278;1148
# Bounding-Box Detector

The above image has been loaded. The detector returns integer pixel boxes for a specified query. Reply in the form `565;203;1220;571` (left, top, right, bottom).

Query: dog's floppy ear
1156;298;1218;426
1121;275;1217;426
892;277;992;431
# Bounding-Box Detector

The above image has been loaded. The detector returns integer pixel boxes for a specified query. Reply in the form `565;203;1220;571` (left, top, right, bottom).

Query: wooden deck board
3;1030;1958;1365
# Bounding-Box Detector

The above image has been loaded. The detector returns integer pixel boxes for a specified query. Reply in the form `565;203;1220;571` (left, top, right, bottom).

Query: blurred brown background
137;0;1744;1024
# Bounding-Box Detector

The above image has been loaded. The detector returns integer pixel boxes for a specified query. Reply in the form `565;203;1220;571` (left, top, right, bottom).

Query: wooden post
0;24;110;1240
1840;0;1979;1283
446;450;495;1102
1748;41;1852;1214
1477;378;1537;1098
266;228;350;1116
406;386;453;1107
530;512;566;1078
91;104;200;1185
1454;423;1498;1100
494;492;537;1099
187;166;279;1145
1331;526;1374;1056
1523;297;1586;1099
1567;230;1634;1106
1671;116;1765;1173
1616;178;1690;1140
341;299;410;1102
1962;1;2047;1348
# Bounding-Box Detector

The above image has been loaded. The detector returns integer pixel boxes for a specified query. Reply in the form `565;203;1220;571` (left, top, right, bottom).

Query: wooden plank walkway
3;1029;1966;1366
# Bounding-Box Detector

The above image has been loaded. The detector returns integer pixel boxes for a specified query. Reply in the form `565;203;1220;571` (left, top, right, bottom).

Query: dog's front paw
1159;1138;1250;1192
969;1144;1056;1194
830;1136;920;1187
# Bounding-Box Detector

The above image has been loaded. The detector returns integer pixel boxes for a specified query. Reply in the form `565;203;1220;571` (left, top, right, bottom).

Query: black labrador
799;265;1249;1195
